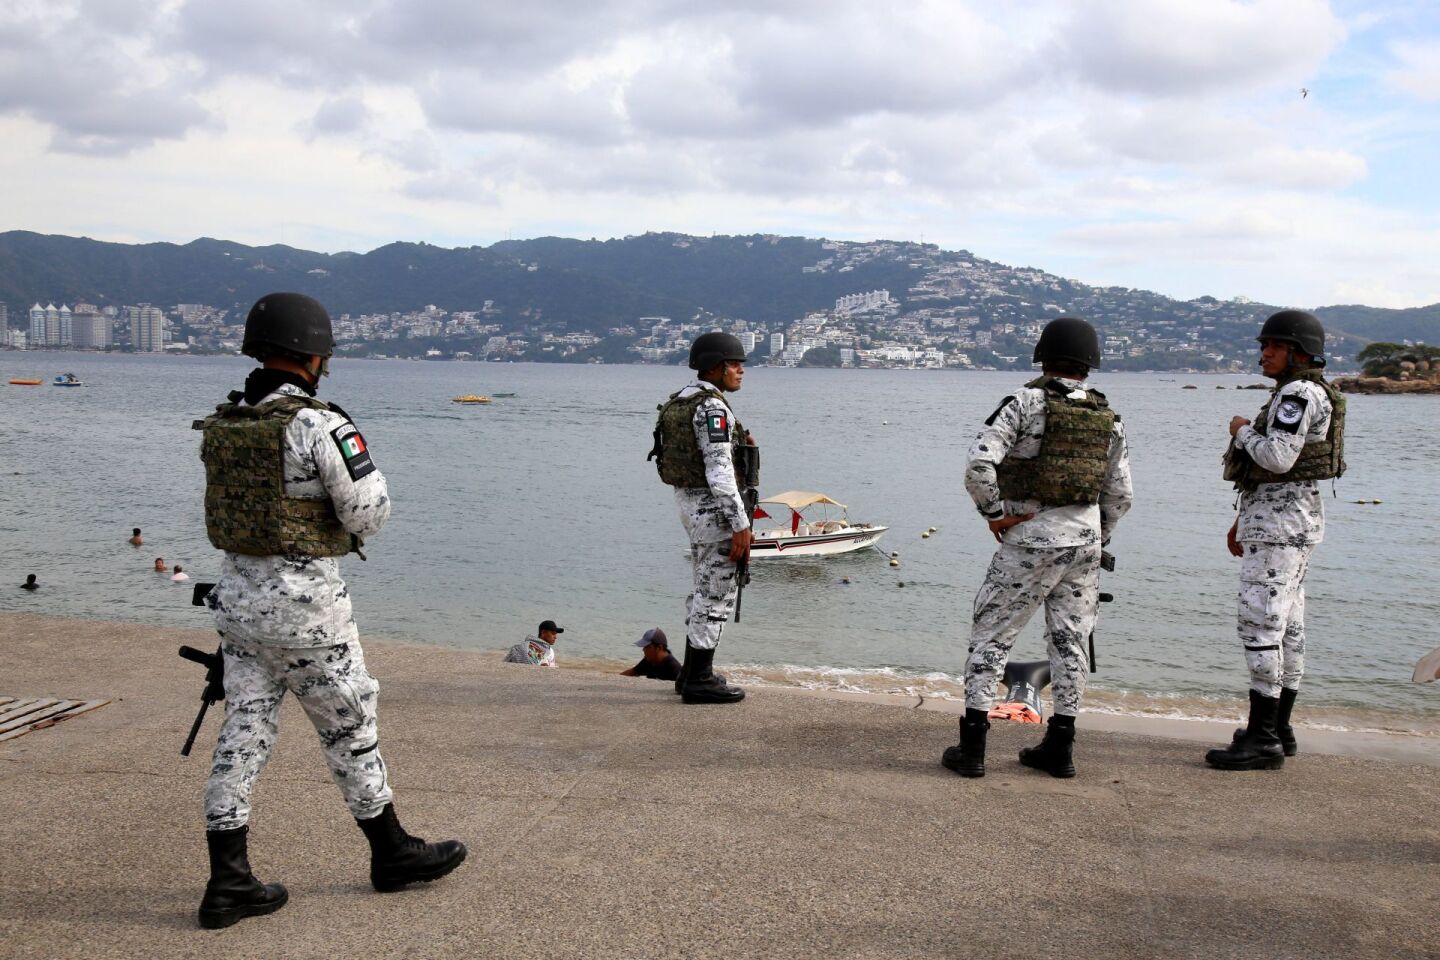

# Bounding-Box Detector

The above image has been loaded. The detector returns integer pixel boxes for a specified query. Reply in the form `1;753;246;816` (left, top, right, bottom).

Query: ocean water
2;351;1437;732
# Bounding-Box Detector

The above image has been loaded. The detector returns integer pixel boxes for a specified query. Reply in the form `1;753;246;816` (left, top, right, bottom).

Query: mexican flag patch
706;412;729;442
331;424;376;480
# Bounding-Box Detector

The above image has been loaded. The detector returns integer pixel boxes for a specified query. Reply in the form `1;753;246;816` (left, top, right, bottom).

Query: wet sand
1;612;1437;960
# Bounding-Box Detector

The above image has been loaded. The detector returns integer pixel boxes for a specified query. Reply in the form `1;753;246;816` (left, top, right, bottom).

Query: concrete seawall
1;612;1436;960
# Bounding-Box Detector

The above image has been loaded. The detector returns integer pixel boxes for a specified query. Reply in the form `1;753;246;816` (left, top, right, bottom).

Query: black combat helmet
1033;316;1101;370
1257;309;1325;362
689;332;748;372
242;292;335;360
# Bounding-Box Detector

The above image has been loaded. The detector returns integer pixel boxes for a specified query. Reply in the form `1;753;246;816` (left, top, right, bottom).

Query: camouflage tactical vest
194;395;356;557
650;387;757;490
1223;368;1346;491
995;377;1117;507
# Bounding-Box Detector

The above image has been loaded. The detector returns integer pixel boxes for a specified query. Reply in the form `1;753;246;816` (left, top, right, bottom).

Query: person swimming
20;574;39;591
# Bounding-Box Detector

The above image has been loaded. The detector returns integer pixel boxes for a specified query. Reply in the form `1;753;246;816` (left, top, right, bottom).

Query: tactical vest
1223;368;1346;491
994;377;1117;507
650;387;759;490
194;394;356;557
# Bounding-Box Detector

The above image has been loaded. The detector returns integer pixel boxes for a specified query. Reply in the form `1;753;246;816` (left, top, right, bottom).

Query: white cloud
1386;38;1440;100
1;0;1438;308
1060;0;1345;96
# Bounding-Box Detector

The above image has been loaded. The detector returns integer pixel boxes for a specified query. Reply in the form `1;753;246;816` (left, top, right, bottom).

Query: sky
1;0;1437;309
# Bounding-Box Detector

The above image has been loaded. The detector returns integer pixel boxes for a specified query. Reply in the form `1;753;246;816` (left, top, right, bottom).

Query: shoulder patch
985;396;1017;426
1272;395;1308;434
331;423;376;480
705;410;729;442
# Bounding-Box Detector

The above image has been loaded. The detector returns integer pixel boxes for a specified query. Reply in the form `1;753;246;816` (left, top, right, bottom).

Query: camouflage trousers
1238;541;1313;698
964;543;1102;717
204;639;392;831
684;540;740;651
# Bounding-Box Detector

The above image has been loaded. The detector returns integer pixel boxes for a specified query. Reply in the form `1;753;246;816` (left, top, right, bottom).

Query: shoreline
5;606;1434;748
555;654;1440;767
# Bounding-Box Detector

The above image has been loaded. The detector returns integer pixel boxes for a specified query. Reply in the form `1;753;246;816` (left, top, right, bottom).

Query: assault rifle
731;442;761;623
731;488;758;622
178;582;224;757
1090;550;1116;672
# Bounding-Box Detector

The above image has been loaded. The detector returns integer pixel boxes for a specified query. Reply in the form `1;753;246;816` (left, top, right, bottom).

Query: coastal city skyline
1;2;1437;311
0;230;1393;371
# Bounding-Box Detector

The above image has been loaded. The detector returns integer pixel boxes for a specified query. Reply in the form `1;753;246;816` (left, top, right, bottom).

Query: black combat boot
679;643;745;704
941;708;990;778
674;650;726;695
357;803;467;892
1018;714;1077;778
1206;690;1285;770
1229;686;1299;757
1276;687;1299;756
197;826;288;929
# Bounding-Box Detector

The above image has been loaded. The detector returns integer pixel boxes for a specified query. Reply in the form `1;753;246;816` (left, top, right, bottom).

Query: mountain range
2;230;1436;356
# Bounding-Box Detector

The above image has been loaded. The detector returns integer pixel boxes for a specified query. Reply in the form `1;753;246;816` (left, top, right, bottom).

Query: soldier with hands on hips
192;292;465;929
1207;310;1344;771
943;317;1133;779
648;332;758;704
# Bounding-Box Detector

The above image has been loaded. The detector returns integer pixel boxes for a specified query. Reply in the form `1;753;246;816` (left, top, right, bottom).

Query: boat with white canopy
749;491;887;558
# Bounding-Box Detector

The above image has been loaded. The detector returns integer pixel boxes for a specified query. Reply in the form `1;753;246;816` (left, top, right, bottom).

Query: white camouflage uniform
672;382;749;652
962;378;1133;717
203;381;394;830
1230;377;1332;698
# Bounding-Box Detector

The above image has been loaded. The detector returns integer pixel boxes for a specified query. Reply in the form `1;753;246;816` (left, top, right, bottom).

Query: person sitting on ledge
621;627;682;682
20;574;39;591
504;620;563;667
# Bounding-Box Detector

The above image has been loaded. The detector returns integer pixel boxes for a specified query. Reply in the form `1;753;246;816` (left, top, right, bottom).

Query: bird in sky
1300;87;1309;99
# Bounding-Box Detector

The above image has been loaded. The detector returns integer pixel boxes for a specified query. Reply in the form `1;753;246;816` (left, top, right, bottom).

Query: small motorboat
53;373;83;387
490;392;517;398
9;378;43;386
451;394;492;404
749;491;888;558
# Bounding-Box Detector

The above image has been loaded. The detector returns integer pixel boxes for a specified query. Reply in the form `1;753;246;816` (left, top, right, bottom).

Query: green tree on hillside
1356;342;1440;377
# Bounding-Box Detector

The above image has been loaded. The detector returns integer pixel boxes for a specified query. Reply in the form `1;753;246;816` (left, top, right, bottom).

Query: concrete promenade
1;612;1436;960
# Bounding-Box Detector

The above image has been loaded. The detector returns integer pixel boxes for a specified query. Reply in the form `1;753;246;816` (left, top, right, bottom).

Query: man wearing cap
1208;310;1345;771
621;628;682;681
648;332;759;705
505;620;563;666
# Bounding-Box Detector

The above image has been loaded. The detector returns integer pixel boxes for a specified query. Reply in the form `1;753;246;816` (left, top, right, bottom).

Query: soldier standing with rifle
649;332;759;705
190;293;465;929
944;317;1133;779
1207;310;1344;771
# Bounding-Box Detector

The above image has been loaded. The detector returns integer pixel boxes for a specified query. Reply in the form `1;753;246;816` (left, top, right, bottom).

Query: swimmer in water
20;574;39;591
129;527;143;546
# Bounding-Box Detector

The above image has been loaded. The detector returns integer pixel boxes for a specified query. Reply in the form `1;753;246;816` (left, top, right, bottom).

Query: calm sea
2;352;1437;732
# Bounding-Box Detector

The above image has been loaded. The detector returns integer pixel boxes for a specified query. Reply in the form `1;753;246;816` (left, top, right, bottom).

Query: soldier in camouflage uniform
943;317;1133;779
649;332;758;704
1206;310;1344;771
192;293;465;929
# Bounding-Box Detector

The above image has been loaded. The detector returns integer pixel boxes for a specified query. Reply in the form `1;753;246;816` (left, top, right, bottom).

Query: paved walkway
1;613;1436;960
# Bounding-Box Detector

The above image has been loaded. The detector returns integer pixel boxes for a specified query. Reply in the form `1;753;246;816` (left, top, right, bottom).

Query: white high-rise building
29;304;45;347
44;303;61;346
739;331;758;354
770;332;785;355
131;304;166;352
72;312;113;349
58;304;73;346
